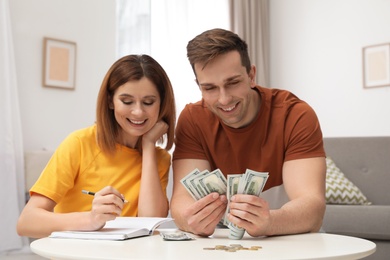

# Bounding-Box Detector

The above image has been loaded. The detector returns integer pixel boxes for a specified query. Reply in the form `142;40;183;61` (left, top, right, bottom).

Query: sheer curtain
117;0;230;117
230;0;270;88
116;0;151;58
0;0;27;253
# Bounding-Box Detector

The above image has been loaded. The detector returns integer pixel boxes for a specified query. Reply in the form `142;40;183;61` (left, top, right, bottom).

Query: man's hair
96;54;176;154
187;28;251;75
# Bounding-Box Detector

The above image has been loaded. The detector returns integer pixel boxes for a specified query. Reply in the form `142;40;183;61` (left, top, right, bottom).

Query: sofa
322;137;390;260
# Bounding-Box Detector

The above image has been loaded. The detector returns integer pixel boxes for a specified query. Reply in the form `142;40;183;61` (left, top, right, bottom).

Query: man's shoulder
180;100;213;119
258;87;311;111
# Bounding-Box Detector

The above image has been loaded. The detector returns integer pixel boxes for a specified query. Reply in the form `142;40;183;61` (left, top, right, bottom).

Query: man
171;28;326;237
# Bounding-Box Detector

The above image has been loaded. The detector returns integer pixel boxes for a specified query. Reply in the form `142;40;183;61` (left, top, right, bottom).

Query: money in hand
180;168;268;240
227;169;269;239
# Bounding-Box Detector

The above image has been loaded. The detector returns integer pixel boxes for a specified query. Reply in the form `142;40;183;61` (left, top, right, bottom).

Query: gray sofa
322;137;390;260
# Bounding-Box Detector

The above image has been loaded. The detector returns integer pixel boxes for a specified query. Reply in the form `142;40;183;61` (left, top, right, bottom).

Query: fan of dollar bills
180;168;269;239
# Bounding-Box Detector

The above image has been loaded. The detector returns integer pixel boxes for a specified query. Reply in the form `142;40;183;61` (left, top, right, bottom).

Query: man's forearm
265;197;325;236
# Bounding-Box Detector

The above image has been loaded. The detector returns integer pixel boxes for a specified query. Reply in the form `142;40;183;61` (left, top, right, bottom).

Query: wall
10;1;390;153
270;0;390;137
10;0;116;152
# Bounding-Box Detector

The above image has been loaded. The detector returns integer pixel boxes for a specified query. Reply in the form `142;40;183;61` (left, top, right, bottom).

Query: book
49;217;174;241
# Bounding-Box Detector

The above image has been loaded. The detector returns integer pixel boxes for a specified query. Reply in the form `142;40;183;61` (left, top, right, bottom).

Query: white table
30;228;376;260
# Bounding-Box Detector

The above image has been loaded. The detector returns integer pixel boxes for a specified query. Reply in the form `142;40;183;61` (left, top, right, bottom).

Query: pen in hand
82;189;128;203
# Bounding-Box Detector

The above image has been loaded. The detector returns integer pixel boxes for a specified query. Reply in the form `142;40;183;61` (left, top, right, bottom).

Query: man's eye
227;81;239;87
204;87;216;91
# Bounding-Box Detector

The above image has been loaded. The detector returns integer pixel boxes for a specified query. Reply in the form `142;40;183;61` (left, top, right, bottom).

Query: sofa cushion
323;204;390;240
323;137;390;205
325;157;370;205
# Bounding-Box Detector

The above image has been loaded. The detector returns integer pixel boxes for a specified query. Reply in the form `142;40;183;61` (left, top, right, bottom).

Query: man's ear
249;65;257;87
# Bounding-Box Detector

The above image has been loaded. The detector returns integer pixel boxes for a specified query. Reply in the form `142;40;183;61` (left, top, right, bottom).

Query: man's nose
218;89;232;105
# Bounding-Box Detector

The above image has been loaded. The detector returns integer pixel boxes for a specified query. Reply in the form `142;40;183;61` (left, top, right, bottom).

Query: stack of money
180;168;269;239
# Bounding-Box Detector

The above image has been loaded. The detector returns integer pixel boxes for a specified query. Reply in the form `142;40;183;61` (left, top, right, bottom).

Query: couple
17;28;326;239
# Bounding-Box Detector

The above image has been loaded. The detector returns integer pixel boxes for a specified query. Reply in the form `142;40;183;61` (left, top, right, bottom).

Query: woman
17;54;176;238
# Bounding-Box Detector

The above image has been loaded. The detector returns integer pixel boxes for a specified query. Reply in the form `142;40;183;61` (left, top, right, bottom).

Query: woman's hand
88;186;126;230
142;120;168;146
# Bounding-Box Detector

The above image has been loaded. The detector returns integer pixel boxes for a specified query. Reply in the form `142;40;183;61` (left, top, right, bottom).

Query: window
117;0;230;114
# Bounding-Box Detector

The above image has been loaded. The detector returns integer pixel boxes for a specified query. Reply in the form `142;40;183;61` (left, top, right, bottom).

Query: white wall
270;0;390;137
11;0;390;154
10;0;116;152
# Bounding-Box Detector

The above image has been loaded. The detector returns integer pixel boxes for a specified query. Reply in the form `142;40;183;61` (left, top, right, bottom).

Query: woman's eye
144;101;154;106
122;100;132;105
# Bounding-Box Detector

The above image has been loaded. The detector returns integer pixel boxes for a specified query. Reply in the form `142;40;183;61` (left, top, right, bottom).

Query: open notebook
49;217;174;241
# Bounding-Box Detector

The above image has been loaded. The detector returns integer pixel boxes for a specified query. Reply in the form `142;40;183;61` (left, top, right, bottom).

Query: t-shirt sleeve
284;101;325;161
30;132;82;203
172;104;208;161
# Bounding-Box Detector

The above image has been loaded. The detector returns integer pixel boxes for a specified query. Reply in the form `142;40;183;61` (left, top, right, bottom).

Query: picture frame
43;37;77;90
362;43;390;88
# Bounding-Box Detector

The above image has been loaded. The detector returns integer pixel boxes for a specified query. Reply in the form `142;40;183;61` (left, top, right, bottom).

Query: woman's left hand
142;120;168;145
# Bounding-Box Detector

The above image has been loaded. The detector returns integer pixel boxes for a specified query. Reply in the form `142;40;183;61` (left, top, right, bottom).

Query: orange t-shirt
173;86;325;192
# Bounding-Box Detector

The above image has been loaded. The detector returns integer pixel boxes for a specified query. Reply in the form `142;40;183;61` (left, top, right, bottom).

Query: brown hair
187;28;251;75
96;54;176;154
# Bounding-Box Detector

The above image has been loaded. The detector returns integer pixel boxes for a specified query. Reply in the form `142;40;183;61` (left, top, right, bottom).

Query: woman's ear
108;99;114;109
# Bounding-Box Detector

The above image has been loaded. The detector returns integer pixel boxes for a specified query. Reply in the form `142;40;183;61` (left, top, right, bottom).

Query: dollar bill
180;168;269;240
180;168;202;200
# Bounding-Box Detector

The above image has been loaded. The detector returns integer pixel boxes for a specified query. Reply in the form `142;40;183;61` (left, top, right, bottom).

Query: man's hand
227;194;271;237
182;192;227;236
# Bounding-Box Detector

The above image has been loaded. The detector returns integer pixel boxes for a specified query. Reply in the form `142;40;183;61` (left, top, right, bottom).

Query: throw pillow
325;157;371;205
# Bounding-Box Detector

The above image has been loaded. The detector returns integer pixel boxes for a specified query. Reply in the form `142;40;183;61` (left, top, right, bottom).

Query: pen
82;189;128;203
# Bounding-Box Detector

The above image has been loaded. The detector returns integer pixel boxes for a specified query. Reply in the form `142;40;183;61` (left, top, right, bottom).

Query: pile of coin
203;244;262;252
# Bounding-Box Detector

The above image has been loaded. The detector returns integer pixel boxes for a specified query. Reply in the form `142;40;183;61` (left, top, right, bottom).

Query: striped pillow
325;157;371;205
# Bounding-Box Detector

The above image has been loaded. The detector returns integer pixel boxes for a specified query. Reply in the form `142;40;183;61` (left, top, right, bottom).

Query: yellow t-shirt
30;125;171;216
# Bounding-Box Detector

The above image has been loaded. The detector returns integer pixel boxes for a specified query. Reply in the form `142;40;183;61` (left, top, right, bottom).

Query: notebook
49;217;174;241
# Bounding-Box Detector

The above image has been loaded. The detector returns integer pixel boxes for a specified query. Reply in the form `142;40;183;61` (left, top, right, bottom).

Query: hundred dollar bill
242;169;269;196
180;168;202;200
189;169;210;198
198;169;227;195
224;174;242;226
227;169;269;240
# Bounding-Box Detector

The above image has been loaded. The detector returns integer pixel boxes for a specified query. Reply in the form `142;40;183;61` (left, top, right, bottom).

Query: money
181;168;227;200
180;168;269;240
203;244;263;252
229;169;269;239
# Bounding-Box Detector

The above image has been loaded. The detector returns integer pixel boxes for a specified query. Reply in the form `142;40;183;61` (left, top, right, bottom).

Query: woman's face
111;77;161;148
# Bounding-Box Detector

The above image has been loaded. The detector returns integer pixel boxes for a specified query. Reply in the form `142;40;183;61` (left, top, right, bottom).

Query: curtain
230;0;270;88
0;0;27;253
116;0;151;58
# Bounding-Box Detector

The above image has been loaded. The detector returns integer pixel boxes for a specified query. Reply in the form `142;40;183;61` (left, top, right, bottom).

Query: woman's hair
96;54;176;154
187;28;251;75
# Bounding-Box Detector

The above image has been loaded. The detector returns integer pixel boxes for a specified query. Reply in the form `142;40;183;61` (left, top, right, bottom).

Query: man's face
194;51;258;129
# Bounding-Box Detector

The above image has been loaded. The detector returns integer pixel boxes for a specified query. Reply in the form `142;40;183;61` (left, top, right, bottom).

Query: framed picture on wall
43;37;77;90
362;43;390;88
